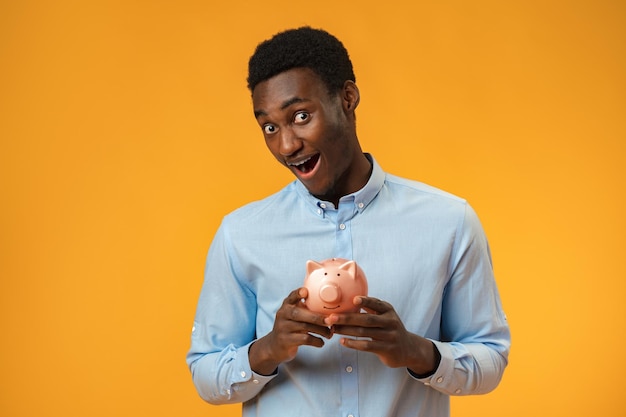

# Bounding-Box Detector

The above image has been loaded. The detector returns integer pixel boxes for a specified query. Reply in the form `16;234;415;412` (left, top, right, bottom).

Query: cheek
293;120;320;141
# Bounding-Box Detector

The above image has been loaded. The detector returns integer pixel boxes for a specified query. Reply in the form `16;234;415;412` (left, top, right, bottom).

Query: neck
325;152;373;207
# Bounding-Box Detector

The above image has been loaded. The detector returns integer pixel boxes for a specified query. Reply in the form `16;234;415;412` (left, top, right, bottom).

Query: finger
295;332;326;349
275;311;334;341
301;322;334;339
340;338;402;367
324;311;383;328
283;287;308;306
273;330;327;356
282;302;332;332
354;296;393;315
333;324;389;340
325;298;393;326
340;336;382;352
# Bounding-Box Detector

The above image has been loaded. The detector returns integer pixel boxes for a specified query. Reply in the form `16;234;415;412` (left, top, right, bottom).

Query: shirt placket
335;198;359;417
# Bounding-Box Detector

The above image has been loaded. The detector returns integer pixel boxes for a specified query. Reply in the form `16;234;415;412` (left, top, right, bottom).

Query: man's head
247;27;356;95
248;28;371;206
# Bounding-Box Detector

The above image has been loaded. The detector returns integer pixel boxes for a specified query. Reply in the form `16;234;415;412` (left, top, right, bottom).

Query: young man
187;27;510;417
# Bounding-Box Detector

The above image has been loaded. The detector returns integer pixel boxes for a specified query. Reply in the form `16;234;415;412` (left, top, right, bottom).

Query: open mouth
288;154;320;174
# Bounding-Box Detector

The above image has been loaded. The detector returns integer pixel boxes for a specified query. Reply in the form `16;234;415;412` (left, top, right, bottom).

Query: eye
263;124;277;135
294;111;310;124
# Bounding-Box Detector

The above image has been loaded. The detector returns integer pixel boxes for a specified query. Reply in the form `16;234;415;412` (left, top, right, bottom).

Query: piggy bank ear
338;260;357;279
306;260;324;276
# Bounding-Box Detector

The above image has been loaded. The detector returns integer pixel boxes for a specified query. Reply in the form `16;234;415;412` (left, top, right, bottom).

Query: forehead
252;68;329;113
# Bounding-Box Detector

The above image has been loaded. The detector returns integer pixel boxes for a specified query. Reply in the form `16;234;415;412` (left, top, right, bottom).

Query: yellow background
1;1;624;416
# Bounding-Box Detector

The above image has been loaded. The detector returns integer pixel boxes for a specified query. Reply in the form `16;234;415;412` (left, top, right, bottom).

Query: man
187;27;510;417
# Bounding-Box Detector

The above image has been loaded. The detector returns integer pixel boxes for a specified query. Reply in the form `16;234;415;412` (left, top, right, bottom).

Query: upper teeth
288;156;312;167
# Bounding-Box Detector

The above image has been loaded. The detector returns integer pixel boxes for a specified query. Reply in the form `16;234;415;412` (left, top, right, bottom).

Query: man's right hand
248;287;333;376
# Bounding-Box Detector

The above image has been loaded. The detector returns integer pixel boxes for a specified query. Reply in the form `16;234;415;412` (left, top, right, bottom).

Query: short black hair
247;27;356;94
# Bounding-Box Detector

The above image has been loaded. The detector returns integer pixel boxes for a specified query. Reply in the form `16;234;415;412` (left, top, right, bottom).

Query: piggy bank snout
319;284;341;303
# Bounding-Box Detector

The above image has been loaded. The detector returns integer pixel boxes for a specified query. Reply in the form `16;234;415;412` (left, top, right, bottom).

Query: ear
341;80;360;114
338;260;357;279
306;260;324;275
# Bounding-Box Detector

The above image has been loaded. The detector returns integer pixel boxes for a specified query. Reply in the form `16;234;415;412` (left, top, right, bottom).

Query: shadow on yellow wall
1;1;624;416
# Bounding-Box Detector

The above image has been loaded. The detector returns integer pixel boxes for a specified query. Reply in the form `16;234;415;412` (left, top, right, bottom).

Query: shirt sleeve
186;220;277;404
412;203;511;395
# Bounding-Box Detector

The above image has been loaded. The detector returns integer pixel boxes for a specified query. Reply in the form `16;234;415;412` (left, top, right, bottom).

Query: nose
319;284;341;303
278;126;302;157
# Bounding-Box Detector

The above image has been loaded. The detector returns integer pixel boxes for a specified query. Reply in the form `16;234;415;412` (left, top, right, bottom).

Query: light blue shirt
187;155;510;417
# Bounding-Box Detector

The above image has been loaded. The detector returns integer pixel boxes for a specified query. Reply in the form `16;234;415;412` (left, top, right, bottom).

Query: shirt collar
295;153;385;213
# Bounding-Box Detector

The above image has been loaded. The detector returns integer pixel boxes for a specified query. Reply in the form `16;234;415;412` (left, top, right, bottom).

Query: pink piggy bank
303;258;368;314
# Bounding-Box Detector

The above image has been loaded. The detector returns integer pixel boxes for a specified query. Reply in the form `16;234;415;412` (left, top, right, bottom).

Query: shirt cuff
408;340;463;395
229;341;277;398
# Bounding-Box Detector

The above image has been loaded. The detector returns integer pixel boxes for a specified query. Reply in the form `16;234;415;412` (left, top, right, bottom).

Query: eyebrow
254;96;310;119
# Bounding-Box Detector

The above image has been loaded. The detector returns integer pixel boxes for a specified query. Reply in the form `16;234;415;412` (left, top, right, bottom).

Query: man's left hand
324;296;440;376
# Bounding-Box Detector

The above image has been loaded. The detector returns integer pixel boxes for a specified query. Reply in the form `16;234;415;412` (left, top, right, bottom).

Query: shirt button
320;203;327;209
253;379;259;384
358;202;364;209
348;415;354;417
339;223;346;230
436;376;443;383
240;371;247;378
317;209;323;215
345;366;353;373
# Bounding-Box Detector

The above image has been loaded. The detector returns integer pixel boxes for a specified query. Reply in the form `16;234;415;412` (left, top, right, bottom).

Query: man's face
252;67;362;204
